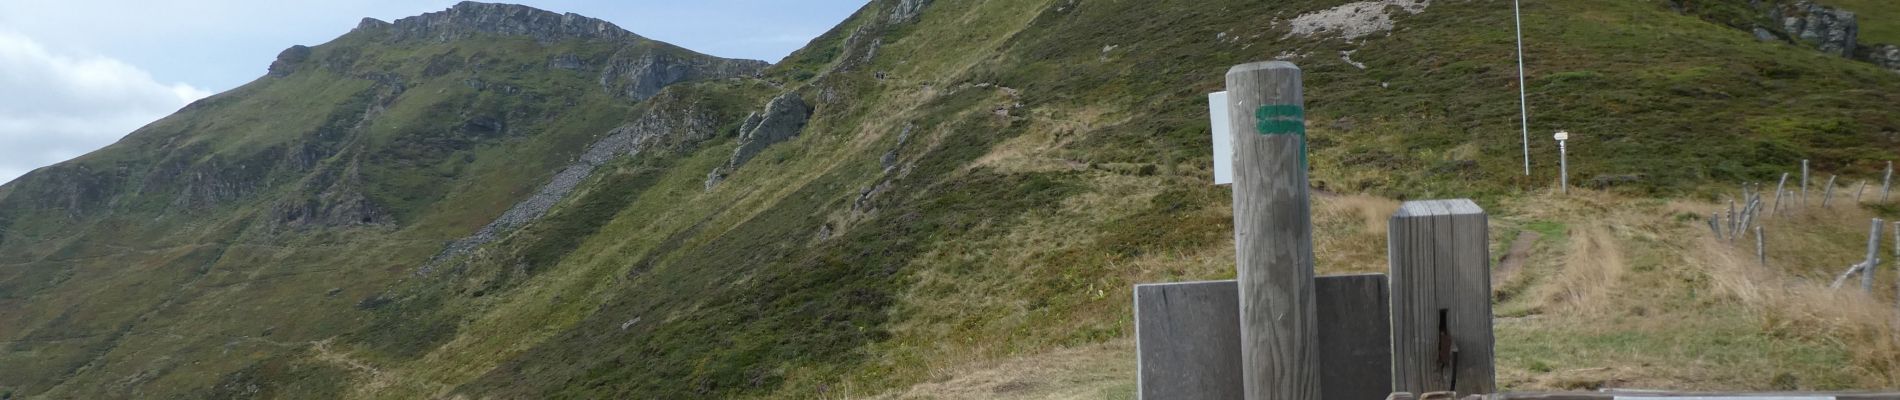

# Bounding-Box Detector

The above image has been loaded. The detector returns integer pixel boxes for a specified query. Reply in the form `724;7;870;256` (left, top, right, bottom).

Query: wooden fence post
1389;199;1495;395
1226;61;1321;400
1823;175;1837;208
1858;180;1869;204
1773;173;1789;216
1802;159;1810;207
1884;161;1893;203
1864;218;1886;293
1756;226;1767;267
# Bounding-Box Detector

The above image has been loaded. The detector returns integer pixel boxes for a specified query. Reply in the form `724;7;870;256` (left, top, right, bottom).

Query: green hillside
3;0;1900;398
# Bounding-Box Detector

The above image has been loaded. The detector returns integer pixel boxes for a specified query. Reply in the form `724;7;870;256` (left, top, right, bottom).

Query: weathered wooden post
1823;175;1838;208
1726;200;1737;238
1773;173;1789;216
1389;200;1494;395
1756;226;1767;266
1801;160;1810;207
1883;161;1894;203
1864;219;1885;293
1226;61;1321;400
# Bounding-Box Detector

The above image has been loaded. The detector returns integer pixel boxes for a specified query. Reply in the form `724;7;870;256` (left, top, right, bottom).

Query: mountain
3;0;1900;398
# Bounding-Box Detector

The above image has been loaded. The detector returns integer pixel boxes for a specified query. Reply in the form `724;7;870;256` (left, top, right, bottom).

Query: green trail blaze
1254;104;1307;167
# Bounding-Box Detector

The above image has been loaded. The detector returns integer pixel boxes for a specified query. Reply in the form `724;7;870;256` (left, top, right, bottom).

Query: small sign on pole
1554;131;1570;194
1209;91;1234;185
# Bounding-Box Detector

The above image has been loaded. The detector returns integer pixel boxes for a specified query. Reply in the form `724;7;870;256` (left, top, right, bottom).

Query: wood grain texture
1134;277;1393;400
1135;281;1243;400
1226;61;1321;400
1389;200;1495;395
1317;274;1392;400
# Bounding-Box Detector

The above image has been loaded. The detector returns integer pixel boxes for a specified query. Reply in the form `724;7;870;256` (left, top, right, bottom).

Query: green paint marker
1254;104;1307;167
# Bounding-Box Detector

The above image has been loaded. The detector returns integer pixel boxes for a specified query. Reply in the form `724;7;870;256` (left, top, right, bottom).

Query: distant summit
356;1;641;44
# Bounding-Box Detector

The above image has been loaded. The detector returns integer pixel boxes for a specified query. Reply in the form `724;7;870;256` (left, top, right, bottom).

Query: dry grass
855;340;1135;400
1698;209;1900;387
1538;224;1627;317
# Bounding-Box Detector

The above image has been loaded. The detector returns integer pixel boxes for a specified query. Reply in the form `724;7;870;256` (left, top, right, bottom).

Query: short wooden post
1389;200;1494;395
1885;161;1894;203
1225;61;1321;400
1134;276;1393;400
1802;160;1811;207
1864;218;1886;293
1707;213;1722;239
1773;173;1789;216
1823;175;1838;208
1726;200;1737;238
1756;226;1767;266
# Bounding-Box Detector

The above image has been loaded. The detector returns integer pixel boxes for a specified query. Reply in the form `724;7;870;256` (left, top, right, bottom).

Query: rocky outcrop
888;0;934;24
422;91;723;273
705;93;814;190
268;45;312;77
1771;1;1858;57
599;48;769;101
1859;44;1900;72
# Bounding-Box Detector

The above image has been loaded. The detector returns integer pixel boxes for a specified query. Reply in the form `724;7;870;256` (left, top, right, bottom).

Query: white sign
1209;91;1233;185
1553;130;1570;141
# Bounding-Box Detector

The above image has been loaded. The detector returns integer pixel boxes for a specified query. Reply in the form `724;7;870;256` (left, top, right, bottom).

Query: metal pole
1225;61;1321;400
1884;161;1893;203
1514;0;1530;177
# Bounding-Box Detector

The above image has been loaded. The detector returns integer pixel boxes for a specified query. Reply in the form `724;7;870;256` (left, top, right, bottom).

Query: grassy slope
0;26;683;398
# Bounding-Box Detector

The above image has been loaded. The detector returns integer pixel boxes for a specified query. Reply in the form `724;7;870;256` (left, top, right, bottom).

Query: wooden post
1823;175;1838;208
1802;159;1810;207
1877;160;1892;202
1857;180;1869;203
1756;226;1767;266
1726;200;1737;239
1389;199;1494;395
1864;218;1885;293
1773;173;1789;217
1707;213;1723;239
1225;61;1321;400
1134;276;1393;400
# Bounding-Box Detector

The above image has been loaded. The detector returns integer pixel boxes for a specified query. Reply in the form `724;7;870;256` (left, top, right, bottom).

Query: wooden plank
1225;60;1320;400
1390;199;1495;395
1317;274;1392;400
1135;281;1243;400
1134;276;1393;400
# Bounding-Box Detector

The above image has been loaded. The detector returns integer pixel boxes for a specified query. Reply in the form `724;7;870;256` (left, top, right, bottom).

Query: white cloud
0;31;207;184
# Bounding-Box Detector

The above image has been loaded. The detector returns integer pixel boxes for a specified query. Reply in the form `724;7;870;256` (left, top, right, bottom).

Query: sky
0;0;866;185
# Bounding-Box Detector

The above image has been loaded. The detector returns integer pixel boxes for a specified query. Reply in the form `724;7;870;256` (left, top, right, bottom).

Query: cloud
0;31;207;185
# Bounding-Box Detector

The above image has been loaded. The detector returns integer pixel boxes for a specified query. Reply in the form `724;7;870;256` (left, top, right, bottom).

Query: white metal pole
1514;0;1530;177
1559;139;1568;194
